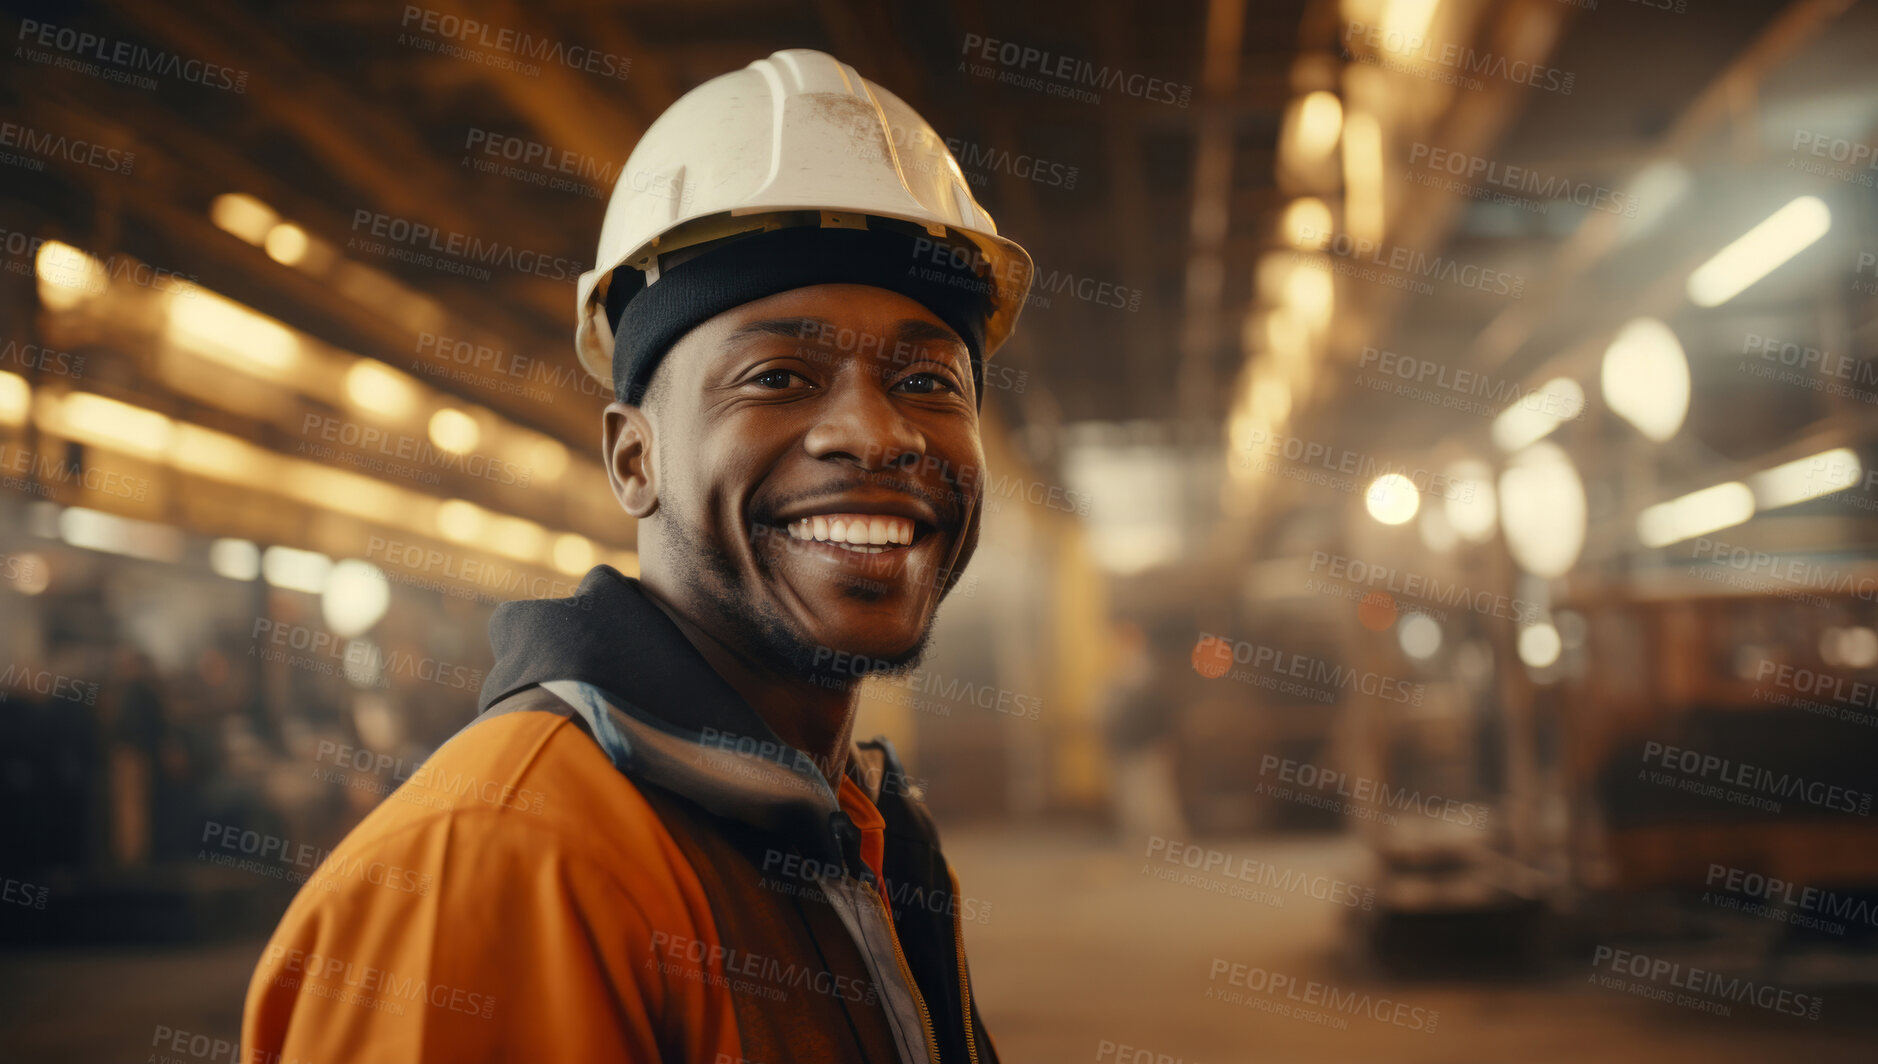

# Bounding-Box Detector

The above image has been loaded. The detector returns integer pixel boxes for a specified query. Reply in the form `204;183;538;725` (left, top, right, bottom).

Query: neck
637;578;860;791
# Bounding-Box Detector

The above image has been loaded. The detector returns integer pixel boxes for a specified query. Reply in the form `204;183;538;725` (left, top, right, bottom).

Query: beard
660;502;939;686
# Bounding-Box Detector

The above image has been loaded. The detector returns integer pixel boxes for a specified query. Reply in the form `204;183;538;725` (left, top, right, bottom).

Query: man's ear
602;400;659;519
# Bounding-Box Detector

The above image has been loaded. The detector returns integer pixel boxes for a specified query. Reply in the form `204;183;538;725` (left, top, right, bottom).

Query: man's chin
788;626;934;685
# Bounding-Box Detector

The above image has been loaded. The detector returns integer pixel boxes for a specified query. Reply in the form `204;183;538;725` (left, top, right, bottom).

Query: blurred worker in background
245;49;1031;1063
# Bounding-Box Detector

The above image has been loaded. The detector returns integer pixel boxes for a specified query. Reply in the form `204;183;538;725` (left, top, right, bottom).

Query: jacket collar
480;564;777;739
478;565;894;866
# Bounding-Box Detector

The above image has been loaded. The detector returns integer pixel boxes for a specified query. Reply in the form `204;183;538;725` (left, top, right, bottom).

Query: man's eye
753;369;809;389
896;373;959;395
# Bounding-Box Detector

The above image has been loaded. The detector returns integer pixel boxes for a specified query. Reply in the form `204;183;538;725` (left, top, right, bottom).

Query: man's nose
801;375;926;471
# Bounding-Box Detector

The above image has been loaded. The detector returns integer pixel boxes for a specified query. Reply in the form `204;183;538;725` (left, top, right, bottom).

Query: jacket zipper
948;865;979;1064
865;881;942;1064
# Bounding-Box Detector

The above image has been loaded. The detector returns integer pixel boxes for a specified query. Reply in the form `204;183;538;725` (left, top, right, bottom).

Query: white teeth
780;512;916;549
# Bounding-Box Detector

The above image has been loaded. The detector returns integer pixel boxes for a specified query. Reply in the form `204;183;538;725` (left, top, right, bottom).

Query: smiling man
243;49;1030;1064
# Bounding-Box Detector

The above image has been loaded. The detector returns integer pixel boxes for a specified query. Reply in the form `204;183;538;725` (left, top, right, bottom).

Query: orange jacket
243;568;995;1063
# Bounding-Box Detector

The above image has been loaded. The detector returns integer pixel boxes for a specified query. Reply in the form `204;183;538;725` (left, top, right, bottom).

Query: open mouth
781;512;926;554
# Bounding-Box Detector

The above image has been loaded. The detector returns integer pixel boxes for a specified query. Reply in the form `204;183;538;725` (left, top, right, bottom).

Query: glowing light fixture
1282;198;1333;250
1518;622;1562;668
35;241;108;310
210;193;278;244
322;559;392;638
1748;448;1860;510
1294;92;1344;160
59;507;183;562
429;408;480;454
345;360;420;420
56;393;174;457
0;370;29;426
1399;613;1442;660
262;545;333;593
166;290;300;374
436;499;485;543
553;533;596;575
209;538;261;581
1601;318;1688;442
1342;112;1385;244
1366;473;1420;525
265;223;311;266
1637;481;1754;548
1499;443;1585;578
1687;196;1831;307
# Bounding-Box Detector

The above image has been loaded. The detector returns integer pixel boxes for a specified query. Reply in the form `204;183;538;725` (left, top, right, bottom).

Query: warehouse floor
3;829;1874;1062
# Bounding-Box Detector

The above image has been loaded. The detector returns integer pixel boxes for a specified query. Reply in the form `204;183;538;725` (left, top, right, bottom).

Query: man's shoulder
303;707;695;910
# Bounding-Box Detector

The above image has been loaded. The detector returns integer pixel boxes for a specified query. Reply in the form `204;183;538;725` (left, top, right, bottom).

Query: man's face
612;283;986;679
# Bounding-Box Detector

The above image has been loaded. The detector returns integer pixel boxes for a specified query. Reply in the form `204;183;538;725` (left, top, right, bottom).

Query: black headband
606;225;996;407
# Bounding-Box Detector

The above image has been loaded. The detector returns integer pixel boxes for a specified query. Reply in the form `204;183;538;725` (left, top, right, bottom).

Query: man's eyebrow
892;319;967;353
726;316;830;345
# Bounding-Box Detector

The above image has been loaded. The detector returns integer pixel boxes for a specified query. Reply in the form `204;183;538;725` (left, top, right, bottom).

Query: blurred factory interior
3;0;1878;1060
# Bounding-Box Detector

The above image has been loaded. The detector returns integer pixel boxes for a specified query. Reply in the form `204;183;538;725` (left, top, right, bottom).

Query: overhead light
55;392;175;457
59;507;183;563
1637;481;1754;547
1281;198;1333;250
1249;374;1291;426
552;533;596;575
525;437;570;482
1687;196;1831;307
1499;443;1586;578
484;514;547;563
1517;622;1562;668
1444;459;1498;542
1381;0;1441;45
0;370;29;426
345;360;420;420
1492;378;1583;451
211;193;279;244
323;559;392;637
1748;447;1860;510
262;544;333;593
429;408;480;454
265;223;311;266
34;241;108;310
1366;473;1420;525
1825;626;1878;669
1398;613;1442;660
1601;318;1688;442
209;538;261;581
1342;112;1385;244
1284;265;1334;332
166;289;301;374
436;498;485;543
1293;92;1343;161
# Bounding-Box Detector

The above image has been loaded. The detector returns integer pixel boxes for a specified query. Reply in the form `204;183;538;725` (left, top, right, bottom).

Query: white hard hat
575;48;1034;385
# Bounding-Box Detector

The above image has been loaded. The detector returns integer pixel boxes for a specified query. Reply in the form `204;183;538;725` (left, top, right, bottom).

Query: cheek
698;431;785;542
